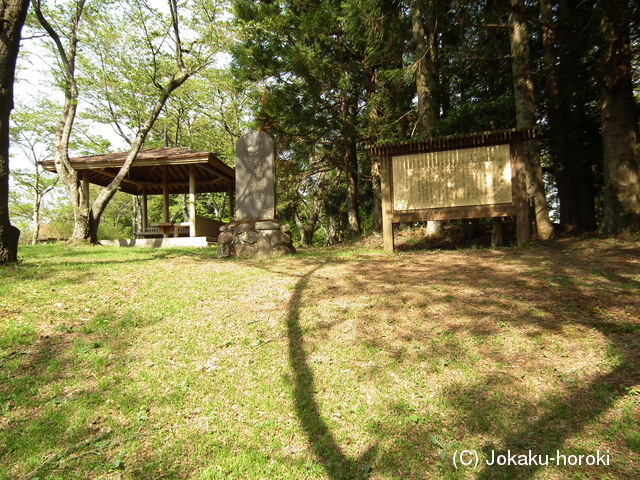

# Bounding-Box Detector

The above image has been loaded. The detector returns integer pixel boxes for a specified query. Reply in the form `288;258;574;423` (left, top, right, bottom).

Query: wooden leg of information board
380;156;395;252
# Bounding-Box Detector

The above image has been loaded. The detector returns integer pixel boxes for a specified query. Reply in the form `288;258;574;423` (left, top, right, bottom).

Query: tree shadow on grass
285;263;377;479
467;249;640;479
339;242;639;478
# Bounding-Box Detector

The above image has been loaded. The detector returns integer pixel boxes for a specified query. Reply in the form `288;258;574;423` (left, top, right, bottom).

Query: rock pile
217;220;296;258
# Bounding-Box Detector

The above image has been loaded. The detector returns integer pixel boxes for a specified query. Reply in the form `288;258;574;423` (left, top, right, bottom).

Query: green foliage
11;0;639;243
148;67;253;165
96;191;133;240
78;0;234;144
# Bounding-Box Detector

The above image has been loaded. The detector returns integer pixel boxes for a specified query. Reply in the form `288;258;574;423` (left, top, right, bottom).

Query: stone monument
235;131;276;220
218;131;295;258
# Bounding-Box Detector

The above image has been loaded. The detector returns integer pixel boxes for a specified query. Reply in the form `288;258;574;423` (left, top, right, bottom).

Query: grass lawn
1;237;639;479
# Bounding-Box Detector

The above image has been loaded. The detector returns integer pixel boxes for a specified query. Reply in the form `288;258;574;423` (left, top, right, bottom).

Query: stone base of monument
217;220;296;259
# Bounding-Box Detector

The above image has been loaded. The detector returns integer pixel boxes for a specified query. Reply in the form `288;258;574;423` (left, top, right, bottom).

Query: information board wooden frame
368;129;534;252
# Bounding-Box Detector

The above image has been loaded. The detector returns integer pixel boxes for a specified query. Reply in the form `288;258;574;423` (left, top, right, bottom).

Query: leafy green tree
9;169;58;243
147;67;253;223
9;100;59;243
31;0;225;243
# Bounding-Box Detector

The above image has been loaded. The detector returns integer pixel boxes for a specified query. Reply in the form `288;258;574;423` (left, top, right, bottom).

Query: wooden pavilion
41;147;235;247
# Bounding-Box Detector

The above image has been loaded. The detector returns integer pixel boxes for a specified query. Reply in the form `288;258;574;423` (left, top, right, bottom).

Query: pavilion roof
40;147;235;195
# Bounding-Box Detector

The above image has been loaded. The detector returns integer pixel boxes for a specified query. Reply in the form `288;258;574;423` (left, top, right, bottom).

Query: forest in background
6;0;640;247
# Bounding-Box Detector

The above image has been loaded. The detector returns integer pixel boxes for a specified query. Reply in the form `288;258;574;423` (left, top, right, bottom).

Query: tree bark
411;0;442;237
32;0;89;243
598;0;640;233
539;0;566;225
509;0;554;241
345;141;360;237
32;191;42;245
370;160;382;232
0;0;30;263
541;0;598;232
325;214;339;246
294;211;317;248
411;0;438;134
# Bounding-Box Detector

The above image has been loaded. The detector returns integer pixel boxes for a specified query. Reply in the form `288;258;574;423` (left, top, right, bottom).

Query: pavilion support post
189;165;196;237
141;188;148;232
162;165;170;223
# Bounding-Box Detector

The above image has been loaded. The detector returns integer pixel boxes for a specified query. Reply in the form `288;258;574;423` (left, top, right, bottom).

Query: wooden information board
369;129;533;252
392;144;513;210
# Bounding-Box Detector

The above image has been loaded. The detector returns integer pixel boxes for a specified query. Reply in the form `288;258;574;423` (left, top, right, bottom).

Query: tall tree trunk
411;0;442;237
542;0;598;232
411;0;438;134
180;194;189;220
32;193;42;245
540;0;567;225
509;0;554;240
33;0;89;243
294;211;316;248
324;214;339;246
0;0;30;263
370;160;382;232
340;76;360;238
598;0;640;233
345;141;360;237
132;195;141;234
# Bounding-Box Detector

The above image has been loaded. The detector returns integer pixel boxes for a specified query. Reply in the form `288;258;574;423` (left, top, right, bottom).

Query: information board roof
368;128;537;157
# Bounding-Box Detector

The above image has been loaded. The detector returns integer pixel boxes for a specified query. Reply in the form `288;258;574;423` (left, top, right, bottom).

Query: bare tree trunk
539;0;566;224
180;194;189;220
541;0;597;232
0;0;29;263
33;0;90;243
345;141;360;237
132;195;141;234
411;0;438;134
598;0;640;233
370;160;382;232
411;0;442;237
325;214;339;246
294;172;325;247
491;218;504;248
32;193;42;245
509;0;554;241
294;211;317;248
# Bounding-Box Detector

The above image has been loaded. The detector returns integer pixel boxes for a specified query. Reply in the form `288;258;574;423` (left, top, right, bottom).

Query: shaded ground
1;238;638;479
